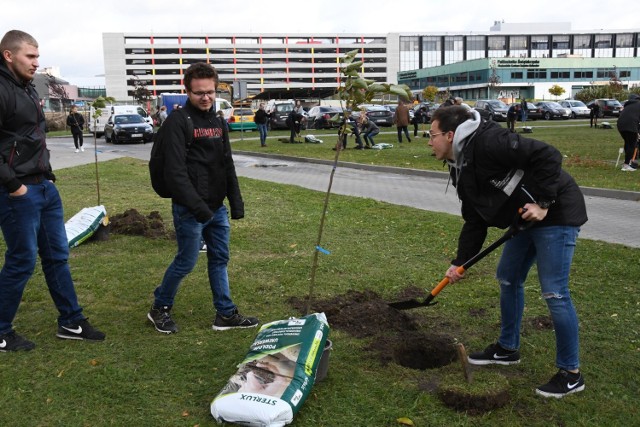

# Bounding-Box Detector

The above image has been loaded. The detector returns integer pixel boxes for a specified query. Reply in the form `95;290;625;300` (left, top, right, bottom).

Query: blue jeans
496;225;581;371
257;123;268;146
0;180;84;335
153;204;236;316
364;129;379;146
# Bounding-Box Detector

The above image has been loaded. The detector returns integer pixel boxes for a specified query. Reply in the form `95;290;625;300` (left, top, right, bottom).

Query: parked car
104;114;154;144
587;99;623;117
474;99;509;121
534;101;570;120
411;102;432;122
360;105;394;127
267;100;295;129
306;106;344;129
508;102;542;121
227;107;257;131
558;100;591;119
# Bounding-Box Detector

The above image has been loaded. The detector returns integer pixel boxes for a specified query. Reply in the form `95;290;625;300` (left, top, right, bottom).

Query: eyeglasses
190;90;216;99
428;131;446;138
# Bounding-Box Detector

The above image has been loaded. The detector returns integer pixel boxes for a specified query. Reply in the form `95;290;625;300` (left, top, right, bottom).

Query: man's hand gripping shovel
389;209;533;310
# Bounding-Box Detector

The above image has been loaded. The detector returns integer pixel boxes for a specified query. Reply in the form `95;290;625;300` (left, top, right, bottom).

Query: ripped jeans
495;225;580;371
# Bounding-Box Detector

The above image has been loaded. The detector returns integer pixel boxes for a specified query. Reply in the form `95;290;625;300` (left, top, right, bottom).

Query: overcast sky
3;0;639;86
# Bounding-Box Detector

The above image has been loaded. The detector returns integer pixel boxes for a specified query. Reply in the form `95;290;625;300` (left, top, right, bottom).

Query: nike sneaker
468;342;520;365
536;369;585;398
56;319;106;341
212;308;259;331
0;331;36;352
147;305;178;334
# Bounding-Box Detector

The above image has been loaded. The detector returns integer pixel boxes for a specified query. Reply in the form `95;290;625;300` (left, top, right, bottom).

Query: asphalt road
47;135;640;249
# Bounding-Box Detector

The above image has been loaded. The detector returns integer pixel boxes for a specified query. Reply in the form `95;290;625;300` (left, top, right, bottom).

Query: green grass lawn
229;119;640;193
0;158;638;426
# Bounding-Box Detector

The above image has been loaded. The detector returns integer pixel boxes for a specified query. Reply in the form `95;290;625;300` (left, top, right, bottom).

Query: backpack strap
174;108;194;149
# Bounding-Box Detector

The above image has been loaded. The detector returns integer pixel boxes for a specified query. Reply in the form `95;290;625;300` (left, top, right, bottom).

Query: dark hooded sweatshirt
0;59;54;193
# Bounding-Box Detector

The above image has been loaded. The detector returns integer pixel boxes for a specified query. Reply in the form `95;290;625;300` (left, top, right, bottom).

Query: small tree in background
45;72;70;113
548;84;566;100
131;76;153;106
487;60;501;98
422;86;438;103
89;95;116;205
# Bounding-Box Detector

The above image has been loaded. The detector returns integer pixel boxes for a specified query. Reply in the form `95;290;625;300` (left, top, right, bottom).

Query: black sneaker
147;305;178;334
212;308;259;331
0;331;36;352
56;319;105;341
536;369;585;398
199;239;207;253
468;342;520;365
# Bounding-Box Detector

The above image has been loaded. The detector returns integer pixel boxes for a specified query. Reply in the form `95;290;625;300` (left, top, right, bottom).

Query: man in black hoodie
147;62;258;334
616;94;640;171
428;106;588;399
0;30;105;352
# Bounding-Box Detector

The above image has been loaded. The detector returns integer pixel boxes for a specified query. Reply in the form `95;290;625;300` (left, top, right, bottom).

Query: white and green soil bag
65;205;107;248
211;312;330;427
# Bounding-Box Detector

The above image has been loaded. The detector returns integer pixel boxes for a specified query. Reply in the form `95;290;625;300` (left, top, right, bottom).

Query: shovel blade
388;299;438;310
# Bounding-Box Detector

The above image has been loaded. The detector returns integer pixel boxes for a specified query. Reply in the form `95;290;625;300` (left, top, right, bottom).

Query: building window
552;35;570;49
574;35;592;48
594;34;612;48
597;68;617;78
400;36;420;51
620;70;631;78
616;33;633;47
511;71;523;79
531;36;549;50
488;36;506;50
510;36;527;50
526;69;547;79
467;36;485;51
574;71;594;79
550;71;570;79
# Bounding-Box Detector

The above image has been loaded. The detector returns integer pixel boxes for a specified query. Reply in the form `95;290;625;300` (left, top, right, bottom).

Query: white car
559;100;591;119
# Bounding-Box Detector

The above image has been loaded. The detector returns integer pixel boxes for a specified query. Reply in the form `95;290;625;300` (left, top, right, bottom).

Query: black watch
537;200;554;209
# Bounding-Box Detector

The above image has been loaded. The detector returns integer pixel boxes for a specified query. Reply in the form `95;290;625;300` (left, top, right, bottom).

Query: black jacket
66;112;85;133
450;119;587;265
0;59;54;193
162;100;244;223
254;108;269;125
617;95;640;133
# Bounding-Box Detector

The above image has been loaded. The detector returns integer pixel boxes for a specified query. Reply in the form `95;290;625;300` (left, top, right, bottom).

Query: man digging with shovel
428;105;588;398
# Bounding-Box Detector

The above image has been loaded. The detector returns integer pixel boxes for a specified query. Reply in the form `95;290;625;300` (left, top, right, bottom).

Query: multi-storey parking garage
103;24;640;101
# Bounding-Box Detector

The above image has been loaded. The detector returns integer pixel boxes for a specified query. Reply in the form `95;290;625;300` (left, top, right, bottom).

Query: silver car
558;100;591;119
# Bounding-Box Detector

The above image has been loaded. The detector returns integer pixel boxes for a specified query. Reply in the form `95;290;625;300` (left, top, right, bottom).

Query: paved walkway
46;136;640;248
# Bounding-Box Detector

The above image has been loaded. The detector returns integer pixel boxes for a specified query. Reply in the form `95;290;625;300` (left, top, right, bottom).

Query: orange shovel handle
430;266;466;297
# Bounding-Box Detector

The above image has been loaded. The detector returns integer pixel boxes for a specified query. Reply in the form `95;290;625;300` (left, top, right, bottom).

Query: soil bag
65;205;107;248
211;312;330;427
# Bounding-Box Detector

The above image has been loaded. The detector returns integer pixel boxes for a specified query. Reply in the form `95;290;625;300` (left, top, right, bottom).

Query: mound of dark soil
109;209;172;239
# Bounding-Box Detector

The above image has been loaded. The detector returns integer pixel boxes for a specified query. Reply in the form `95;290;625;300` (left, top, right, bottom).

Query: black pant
72;130;83;149
589;114;598;128
619;130;638;164
397;126;410;142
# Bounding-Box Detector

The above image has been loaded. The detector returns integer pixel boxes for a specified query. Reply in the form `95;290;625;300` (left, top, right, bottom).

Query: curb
234;150;640;202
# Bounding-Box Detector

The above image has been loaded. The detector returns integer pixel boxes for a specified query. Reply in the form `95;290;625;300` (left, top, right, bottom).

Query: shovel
389;209;531;310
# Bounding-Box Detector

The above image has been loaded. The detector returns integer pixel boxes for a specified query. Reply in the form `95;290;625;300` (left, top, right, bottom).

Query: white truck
89;105;153;136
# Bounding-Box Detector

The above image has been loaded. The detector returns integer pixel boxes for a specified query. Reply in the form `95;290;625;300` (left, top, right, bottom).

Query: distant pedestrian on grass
254;102;270;147
393;99;411;143
66;105;85;152
428;105;588;399
0;29;105;352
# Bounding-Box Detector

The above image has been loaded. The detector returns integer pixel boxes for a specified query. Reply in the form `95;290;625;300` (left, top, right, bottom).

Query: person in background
428;105;588;399
0;30;106;352
66;105;85;152
589;102;600;128
287;108;304;144
147;62;258;334
506;103;520;133
254;102;270;147
217;110;229;132
413;106;427;137
616;94;640;171
360;114;379;148
393;99;411;143
454;97;472;110
520;98;528;125
158;105;167;126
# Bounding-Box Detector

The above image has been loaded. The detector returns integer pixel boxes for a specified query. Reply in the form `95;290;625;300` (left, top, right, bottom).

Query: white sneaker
80;146;85;152
621;164;636;172
74;149;79;153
